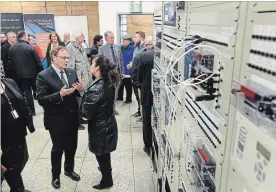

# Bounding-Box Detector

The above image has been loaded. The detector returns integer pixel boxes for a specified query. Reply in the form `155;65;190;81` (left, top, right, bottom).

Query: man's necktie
60;71;69;88
110;46;117;64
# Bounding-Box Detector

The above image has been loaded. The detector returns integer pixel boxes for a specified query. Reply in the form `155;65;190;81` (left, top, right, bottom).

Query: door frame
116;12;154;44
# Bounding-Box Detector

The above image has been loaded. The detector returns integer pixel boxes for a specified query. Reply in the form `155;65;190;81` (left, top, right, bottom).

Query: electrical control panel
151;1;276;192
185;1;248;122
226;112;276;192
224;2;276;192
163;1;188;32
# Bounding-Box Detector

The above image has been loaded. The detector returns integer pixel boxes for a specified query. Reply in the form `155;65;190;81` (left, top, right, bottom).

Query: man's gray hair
70;29;82;41
6;31;15;38
145;36;153;44
104;30;113;38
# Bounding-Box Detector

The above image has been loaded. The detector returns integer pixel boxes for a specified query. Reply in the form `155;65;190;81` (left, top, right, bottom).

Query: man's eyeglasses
57;56;70;60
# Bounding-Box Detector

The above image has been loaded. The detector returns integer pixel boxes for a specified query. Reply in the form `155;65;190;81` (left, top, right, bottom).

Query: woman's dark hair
94;55;120;87
93;35;103;45
49;32;62;44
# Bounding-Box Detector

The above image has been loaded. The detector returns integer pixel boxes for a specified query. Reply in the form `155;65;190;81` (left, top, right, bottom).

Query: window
119;14;128;43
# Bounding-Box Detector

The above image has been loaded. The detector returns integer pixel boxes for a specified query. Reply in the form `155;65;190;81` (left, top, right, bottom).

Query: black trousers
133;86;140;113
20;78;36;114
95;153;111;171
2;143;28;192
77;97;83;125
49;130;78;178
142;106;153;148
118;78;132;102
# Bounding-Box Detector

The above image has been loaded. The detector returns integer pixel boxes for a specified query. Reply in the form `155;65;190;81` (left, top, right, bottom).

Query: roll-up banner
0;13;25;34
23;14;55;69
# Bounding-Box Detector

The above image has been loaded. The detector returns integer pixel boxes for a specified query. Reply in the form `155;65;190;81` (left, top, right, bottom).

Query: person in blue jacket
117;34;135;103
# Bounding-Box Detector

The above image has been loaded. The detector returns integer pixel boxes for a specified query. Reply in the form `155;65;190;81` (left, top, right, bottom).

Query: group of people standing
0;28;155;192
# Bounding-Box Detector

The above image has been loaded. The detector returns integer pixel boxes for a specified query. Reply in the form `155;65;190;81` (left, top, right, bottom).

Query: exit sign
130;1;142;13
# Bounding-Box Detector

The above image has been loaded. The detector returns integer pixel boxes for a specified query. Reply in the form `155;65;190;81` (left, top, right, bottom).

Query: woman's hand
73;80;84;92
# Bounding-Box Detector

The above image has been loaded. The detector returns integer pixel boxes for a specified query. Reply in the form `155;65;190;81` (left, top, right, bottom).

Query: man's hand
127;63;132;69
72;81;84;92
60;86;76;97
121;74;125;80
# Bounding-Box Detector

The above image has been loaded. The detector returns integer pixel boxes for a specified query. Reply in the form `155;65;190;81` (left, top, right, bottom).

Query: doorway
117;13;154;44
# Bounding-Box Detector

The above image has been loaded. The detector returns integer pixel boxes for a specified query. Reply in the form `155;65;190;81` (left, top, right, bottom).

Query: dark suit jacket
36;66;80;132
131;48;147;88
98;44;123;73
137;49;154;107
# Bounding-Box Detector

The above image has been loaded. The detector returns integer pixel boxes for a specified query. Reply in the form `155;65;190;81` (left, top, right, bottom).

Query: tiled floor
2;99;155;192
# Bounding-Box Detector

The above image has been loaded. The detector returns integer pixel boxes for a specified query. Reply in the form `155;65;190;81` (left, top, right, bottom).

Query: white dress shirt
52;64;69;86
0;82;5;94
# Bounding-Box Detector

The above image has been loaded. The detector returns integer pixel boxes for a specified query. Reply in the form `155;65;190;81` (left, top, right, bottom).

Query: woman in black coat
90;35;103;64
1;76;35;192
81;55;120;190
45;32;65;68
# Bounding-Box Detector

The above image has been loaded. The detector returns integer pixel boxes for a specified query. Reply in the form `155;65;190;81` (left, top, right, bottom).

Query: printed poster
0;13;25;34
23;14;55;69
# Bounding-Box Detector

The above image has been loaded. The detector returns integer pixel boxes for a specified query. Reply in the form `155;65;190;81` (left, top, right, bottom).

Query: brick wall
127;15;153;38
0;1;99;46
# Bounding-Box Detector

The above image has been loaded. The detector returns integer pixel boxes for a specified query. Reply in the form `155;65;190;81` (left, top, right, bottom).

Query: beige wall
127;15;153;38
0;1;100;46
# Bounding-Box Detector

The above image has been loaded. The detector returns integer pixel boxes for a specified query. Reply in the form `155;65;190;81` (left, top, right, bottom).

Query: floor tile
2;98;154;192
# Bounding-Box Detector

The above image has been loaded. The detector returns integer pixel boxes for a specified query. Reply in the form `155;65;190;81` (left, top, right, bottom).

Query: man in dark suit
1;32;17;81
137;42;154;156
36;46;84;189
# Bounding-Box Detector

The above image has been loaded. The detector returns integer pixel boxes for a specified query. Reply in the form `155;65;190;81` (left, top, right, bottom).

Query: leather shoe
93;183;113;190
143;146;151;157
52;178;60;189
114;110;119;115
131;111;141;117
64;171;80;181
123;100;132;104
78;124;85;130
80;119;88;124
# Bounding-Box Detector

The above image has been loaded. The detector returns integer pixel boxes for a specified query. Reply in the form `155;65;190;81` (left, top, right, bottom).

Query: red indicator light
240;86;261;101
198;148;209;162
195;53;202;61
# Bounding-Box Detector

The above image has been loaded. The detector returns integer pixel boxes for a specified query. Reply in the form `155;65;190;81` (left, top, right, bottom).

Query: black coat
8;40;43;79
0;42;15;79
1;42;11;67
46;42;66;68
137;49;154;107
131;48;147;88
36;66;80;132
81;77;118;155
90;44;99;63
1;78;35;148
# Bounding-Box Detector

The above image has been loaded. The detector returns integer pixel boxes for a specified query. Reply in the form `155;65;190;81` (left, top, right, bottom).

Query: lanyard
1;85;14;111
